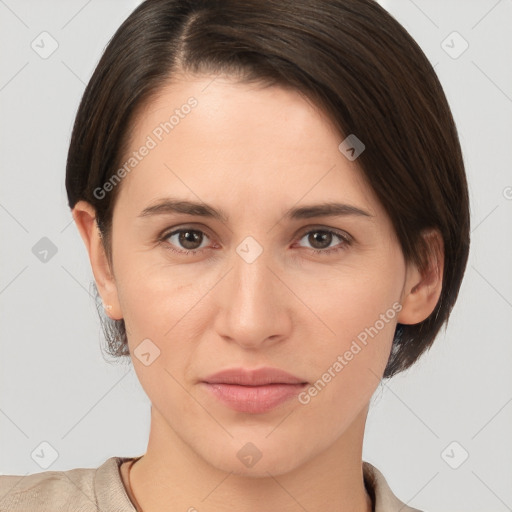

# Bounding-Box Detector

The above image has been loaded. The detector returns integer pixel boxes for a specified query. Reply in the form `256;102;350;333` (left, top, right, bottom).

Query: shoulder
0;456;135;512
363;461;424;512
0;463;97;512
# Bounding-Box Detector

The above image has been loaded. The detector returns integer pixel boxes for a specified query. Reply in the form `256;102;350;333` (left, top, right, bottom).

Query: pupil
311;231;331;249
180;230;201;249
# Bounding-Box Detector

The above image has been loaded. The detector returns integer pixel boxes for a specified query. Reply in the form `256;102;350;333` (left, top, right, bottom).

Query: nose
213;244;293;350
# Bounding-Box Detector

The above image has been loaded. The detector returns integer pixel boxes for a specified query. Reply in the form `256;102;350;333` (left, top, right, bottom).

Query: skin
73;73;444;512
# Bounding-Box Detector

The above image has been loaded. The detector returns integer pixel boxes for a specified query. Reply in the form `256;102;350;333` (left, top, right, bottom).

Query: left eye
295;229;351;254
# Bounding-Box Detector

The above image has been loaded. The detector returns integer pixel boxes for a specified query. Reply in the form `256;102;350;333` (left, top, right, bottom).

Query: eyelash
158;226;352;258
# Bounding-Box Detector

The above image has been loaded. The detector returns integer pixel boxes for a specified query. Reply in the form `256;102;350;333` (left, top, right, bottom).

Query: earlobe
71;201;123;321
397;229;444;325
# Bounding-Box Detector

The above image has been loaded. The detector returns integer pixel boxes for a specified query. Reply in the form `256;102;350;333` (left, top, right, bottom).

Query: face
86;74;418;476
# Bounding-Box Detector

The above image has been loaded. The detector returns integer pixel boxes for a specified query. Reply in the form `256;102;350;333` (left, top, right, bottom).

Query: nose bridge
215;237;290;346
232;238;277;312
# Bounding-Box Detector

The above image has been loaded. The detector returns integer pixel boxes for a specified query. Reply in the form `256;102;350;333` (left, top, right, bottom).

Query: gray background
1;1;511;510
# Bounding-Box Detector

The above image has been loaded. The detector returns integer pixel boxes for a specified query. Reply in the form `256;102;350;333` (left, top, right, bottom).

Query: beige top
0;456;422;511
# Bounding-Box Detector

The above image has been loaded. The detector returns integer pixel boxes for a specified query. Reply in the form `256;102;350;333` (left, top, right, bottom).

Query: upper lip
202;367;307;386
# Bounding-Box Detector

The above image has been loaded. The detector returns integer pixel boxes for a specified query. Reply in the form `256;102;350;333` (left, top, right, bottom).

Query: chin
201;438;308;478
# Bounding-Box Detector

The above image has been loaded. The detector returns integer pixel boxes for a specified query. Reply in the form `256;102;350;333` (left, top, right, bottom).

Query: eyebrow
137;198;374;223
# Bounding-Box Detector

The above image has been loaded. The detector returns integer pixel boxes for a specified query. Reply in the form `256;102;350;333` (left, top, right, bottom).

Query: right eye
160;227;214;256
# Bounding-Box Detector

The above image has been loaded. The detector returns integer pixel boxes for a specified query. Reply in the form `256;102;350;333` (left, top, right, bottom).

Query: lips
201;367;308;414
202;367;307;386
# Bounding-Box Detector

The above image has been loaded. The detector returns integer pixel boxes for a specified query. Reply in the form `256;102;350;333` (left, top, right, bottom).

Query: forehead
114;74;382;222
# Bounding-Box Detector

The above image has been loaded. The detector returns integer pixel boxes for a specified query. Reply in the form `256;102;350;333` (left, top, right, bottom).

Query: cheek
113;255;218;366
113;263;202;403
299;264;402;406
114;243;200;329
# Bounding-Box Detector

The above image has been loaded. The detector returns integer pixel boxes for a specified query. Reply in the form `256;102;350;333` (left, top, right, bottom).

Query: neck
125;405;373;512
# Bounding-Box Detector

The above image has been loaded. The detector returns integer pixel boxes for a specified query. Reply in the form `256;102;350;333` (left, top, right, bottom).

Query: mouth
201;367;308;414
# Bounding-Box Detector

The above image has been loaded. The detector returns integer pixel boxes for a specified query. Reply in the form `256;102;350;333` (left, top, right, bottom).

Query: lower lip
201;382;307;413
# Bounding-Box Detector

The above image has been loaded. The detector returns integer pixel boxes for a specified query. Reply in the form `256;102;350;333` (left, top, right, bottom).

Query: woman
0;0;470;510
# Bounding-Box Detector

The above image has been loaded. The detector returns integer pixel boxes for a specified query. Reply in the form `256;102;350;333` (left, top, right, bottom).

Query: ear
397;228;444;325
72;201;123;321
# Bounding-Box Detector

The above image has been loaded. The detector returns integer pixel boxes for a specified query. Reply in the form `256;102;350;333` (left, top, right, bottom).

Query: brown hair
65;0;470;378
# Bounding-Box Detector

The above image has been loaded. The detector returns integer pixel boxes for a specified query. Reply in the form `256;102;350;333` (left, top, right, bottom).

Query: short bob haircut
65;0;470;379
